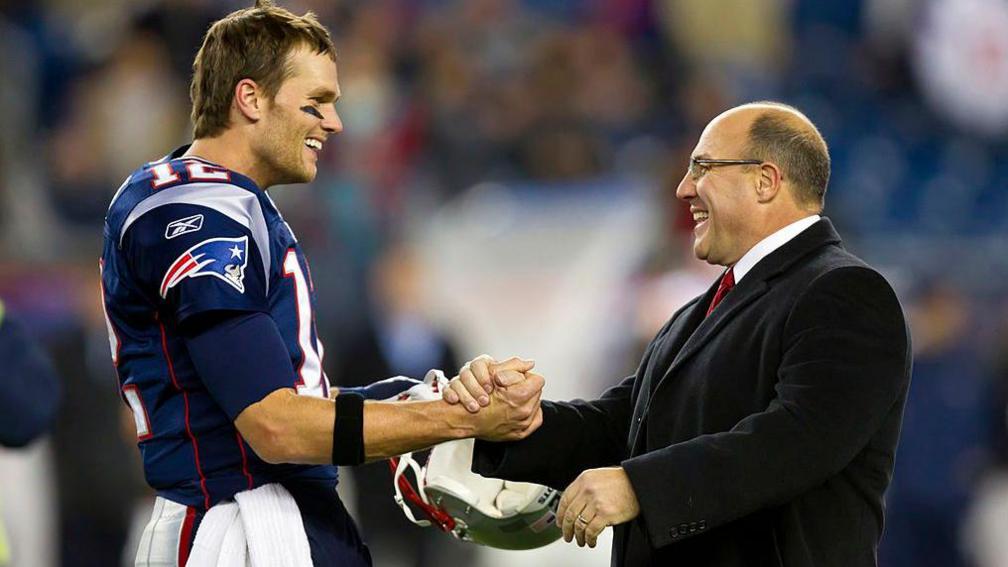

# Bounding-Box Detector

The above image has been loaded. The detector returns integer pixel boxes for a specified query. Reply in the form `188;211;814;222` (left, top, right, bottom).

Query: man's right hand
444;355;534;412
469;370;545;441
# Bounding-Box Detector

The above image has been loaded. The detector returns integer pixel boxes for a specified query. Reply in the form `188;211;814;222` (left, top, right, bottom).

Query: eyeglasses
688;158;763;182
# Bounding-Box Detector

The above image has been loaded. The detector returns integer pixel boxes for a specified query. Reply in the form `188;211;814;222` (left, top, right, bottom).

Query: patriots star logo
160;236;250;297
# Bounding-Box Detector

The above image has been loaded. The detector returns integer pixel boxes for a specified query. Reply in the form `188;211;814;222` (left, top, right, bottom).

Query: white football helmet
388;370;562;550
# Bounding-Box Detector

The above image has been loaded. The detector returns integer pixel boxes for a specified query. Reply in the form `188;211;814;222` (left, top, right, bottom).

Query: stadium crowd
2;0;1008;566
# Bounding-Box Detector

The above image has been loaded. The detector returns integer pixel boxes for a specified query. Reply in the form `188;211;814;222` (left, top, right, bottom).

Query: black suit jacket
473;219;912;566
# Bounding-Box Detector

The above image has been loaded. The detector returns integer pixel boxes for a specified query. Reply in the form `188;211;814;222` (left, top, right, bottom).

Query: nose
322;104;343;134
675;170;695;202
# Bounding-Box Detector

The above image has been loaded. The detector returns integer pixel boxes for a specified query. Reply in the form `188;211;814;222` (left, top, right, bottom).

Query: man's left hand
556;466;641;548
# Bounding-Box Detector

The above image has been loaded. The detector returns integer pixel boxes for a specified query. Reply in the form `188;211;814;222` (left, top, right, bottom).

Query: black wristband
332;393;365;465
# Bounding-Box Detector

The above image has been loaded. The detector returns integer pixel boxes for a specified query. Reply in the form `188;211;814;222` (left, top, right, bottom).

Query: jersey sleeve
183;311;296;420
121;198;271;324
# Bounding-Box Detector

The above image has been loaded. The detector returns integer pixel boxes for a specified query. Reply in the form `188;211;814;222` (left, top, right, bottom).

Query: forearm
242;390;478;465
363;399;477;461
242;362;542;465
474;376;637;490
473;401;623;490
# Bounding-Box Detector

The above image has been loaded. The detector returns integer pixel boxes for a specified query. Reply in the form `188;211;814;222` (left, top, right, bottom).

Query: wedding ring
577;514;589;524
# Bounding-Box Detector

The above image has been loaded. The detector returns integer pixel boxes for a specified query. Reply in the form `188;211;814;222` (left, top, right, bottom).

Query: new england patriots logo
160;236;249;298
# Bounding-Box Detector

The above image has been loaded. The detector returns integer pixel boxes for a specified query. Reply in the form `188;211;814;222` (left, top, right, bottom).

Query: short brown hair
190;0;336;139
743;102;830;208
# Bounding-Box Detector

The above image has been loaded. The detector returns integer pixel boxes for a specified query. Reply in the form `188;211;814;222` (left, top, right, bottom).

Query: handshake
443;355;545;443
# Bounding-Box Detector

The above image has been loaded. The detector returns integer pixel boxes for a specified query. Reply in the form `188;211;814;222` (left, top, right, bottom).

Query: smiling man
452;102;913;566
100;2;544;565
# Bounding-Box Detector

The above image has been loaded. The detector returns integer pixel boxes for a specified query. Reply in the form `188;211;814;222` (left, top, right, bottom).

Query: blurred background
2;0;1008;565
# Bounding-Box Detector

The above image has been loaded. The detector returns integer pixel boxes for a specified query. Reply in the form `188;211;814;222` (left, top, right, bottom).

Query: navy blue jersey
100;146;337;510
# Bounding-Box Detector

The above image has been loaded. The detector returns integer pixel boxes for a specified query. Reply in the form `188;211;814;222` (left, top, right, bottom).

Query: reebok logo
165;214;204;239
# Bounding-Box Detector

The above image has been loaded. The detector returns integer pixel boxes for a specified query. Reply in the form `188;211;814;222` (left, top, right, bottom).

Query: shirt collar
732;215;820;283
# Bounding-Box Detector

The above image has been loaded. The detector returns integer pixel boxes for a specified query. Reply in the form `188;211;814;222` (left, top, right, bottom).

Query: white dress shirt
732;215;820;283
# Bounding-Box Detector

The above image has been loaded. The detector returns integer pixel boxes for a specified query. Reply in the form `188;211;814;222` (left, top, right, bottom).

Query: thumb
490;357;535;375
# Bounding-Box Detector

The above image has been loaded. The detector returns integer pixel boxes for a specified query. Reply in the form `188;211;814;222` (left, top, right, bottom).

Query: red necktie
706;267;735;317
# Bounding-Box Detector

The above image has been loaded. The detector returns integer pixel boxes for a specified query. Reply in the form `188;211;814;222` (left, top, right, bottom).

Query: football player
99;2;543;565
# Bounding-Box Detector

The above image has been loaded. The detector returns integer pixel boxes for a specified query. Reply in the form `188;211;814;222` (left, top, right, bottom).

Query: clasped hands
444;355;641;548
443;354;544;442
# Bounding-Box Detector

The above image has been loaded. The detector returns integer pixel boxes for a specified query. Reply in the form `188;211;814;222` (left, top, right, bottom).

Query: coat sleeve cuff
622;450;710;548
472;439;508;476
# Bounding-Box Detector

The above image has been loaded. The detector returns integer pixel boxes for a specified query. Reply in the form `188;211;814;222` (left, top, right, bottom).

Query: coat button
698;520;707;530
669;529;679;539
689;522;697;533
678;523;689;535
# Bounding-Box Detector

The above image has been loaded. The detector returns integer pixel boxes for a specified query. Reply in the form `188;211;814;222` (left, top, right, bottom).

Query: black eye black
300;105;324;119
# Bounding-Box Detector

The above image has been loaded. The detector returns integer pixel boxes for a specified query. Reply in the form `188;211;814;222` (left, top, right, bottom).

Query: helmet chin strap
390;453;457;533
386;370;459;533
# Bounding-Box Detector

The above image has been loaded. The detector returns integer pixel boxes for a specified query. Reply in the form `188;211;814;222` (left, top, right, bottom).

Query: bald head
713;102;830;210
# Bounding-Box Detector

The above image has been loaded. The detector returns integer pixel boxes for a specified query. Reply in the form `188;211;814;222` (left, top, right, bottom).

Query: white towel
187;483;312;567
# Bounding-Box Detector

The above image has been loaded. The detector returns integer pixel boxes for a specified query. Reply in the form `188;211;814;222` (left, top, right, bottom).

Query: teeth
693;211;709;222
305;139;322;150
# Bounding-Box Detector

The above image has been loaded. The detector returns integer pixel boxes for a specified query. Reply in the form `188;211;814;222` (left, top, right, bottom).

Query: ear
233;78;264;123
755;162;783;204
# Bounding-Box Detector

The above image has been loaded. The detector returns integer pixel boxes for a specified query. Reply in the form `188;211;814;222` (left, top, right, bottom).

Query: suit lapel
643;295;710;395
627;293;709;446
660;277;768;385
630;218;843;452
629;279;767;452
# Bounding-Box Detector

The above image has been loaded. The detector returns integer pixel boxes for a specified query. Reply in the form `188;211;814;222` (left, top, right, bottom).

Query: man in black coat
444;102;912;566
